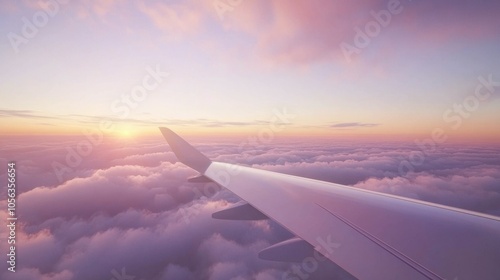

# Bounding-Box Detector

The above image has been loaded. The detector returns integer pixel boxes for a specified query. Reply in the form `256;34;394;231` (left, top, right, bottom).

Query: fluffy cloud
195;0;500;66
0;135;499;279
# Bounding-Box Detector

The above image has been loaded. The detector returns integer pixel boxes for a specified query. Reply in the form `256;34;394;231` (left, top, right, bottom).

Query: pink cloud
1;136;499;279
17;162;195;222
213;0;383;65
202;0;500;67
10;0;500;68
87;0;116;17
137;1;204;40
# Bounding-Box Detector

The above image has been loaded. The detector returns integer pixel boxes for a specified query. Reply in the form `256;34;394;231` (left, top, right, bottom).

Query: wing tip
159;127;212;173
159;126;173;136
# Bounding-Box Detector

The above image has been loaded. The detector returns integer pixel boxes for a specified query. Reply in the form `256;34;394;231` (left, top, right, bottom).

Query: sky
1;1;500;280
0;0;499;142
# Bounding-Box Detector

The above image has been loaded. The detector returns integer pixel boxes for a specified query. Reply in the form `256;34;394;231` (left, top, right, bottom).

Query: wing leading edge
160;127;500;280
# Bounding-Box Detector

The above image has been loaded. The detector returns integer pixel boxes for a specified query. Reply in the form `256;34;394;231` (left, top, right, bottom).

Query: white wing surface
160;127;500;280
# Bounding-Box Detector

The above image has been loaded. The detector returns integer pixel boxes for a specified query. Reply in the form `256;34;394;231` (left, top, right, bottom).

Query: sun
120;130;132;138
116;127;134;139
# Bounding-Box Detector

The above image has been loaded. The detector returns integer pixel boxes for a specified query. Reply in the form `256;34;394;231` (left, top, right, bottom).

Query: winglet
159;127;212;173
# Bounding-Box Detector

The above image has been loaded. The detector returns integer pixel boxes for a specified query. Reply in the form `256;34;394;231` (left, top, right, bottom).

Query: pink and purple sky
0;0;499;141
1;1;500;279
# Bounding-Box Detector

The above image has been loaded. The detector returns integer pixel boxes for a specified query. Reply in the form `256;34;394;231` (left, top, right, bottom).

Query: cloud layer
1;134;499;279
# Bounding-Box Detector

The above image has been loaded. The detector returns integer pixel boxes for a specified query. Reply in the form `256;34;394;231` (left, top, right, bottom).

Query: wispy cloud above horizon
330;122;379;129
0;108;275;128
0;108;380;136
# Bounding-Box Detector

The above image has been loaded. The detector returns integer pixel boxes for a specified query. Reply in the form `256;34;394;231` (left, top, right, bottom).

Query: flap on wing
212;201;268;220
258;237;316;262
187;174;213;183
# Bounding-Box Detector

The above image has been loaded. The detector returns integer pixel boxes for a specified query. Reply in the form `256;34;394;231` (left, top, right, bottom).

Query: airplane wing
160;127;500;280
